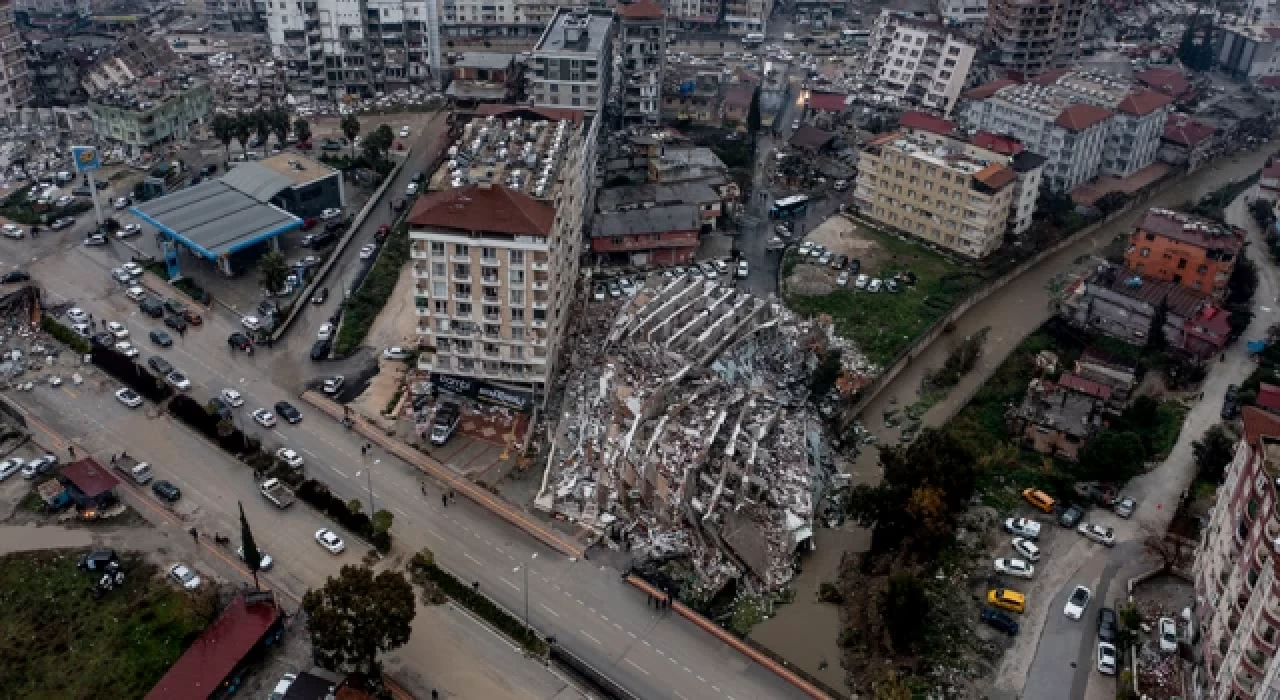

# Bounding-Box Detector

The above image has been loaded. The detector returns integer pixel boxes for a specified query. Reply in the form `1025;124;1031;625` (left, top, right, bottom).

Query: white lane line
539;603;560;618
425;529;445;541
642;640;651;647
674;693;688;700
499;577;520;591
625;659;650;676
463;552;482;565
392;506;410;518
576;599;584;605
580;631;602;645
299;448;320;458
627;631;636;639
697;675;705;683
599;614;608;622
589;607;597;614
654;649;665;656
711;686;720;693
272;429;288;440
612;623;623;631
329;467;348;479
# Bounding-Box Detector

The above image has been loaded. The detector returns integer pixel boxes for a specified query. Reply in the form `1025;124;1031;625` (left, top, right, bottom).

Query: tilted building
863;9;976;116
984;0;1090;77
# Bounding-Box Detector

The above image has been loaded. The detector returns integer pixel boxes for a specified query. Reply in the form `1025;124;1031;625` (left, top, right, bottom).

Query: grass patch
334;223;410;356
0;550;216;698
408;548;547;656
41;314;90;354
0;185;93;225
785;225;985;365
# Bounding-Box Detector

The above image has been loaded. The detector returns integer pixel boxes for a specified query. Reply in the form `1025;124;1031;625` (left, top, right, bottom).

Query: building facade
1218;24;1280;82
936;0;987;29
854;130;1021;259
1192;406;1280;700
206;0;266;33
0;0;31;109
88;79;212;155
864;10;976;116
983;0;1090;77
530;8;613;115
1124;208;1244;299
722;0;770;35
612;0;665;127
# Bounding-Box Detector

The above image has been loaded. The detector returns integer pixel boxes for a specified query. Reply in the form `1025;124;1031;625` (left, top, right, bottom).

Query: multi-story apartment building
612;0;665;127
936;0;987;29
864;10;976;116
1218;24;1280;83
665;0;717;33
972;130;1046;237
1124;208;1245;300
88;77;212;156
530;8;612;115
984;0;1089;77
1192;406;1280;700
722;0;770;36
0;0;30;109
962;69;1173;192
854;129;1023;259
438;0;582;38
266;0;438;102
411;105;599;397
207;0;266;33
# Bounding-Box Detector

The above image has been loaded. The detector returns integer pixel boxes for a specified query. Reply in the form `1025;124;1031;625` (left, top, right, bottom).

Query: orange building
1123;208;1244;299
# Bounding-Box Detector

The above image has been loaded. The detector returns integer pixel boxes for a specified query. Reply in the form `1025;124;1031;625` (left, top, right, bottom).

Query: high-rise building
265;0;438;101
612;0;665;127
984;0;1090;78
864;10;976;116
1192;406;1280;700
206;0;266;33
936;0;987;29
438;0;587;39
0;0;31;109
530;8;613;116
722;0;771;35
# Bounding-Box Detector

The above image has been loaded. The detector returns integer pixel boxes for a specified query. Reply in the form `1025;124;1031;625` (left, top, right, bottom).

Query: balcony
1235;667;1258;695
532;320;547;330
532;281;549;291
413;266;429;278
452;254;471;264
531;260;549;271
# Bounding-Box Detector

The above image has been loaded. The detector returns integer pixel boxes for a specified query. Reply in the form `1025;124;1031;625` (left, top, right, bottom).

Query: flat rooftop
430;114;579;201
253;153;338;187
132;181;300;259
534;9;612;56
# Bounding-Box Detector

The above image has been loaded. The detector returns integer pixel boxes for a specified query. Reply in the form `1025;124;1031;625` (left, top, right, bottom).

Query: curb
623;575;834;700
300;391;584;558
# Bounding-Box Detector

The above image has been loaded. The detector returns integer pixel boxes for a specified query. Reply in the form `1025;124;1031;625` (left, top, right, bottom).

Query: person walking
442;493;448;507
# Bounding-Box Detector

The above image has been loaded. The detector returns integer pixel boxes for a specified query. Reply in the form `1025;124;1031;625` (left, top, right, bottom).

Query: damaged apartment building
536;275;867;597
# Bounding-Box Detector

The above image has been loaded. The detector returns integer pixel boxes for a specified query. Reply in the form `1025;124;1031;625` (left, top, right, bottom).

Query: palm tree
233;113;254;154
259;250;289;295
340;114;361;158
293;117;312;145
211;113;236;162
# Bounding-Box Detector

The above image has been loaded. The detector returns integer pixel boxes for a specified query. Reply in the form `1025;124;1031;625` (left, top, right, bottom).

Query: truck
260;478;296;508
430;402;461;446
114;455;153;484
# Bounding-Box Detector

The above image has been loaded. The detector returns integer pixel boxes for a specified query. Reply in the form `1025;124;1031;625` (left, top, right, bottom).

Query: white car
113;197;130;210
221;388;244;407
269;673;296;700
113;341;138;358
1064;585;1092;620
0;458;23;481
55;195;73;208
867;278;884;293
125;286;146;302
317;323;334;341
2;224;24;239
111;268;133;284
66;307;88;323
1077;522;1115;547
1004;517;1041;540
399;126;410;137
117;224;141;238
238;547;274;571
837;270;851;287
994;558;1035;579
166;371;191;391
359;244;377;260
105;321;129;339
320;207;342;221
406;182;419;196
115;387;142;407
168;563;201;590
20;454;58;479
1158;617;1178;653
315;528;345;554
84;233;107;246
1012;537;1041;562
241;315;261;331
854;274;870;289
322;375;345;394
276;447;304;469
122;262;143;278
1096;642;1117;675
737;260;749;279
252;408;276;427
383;346;412;360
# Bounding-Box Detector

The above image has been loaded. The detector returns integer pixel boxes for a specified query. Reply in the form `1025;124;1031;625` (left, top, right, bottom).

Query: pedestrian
420;483;427;496
67;445;76;459
442;493;448;507
647;595;652;607
432;692;439;700
110;454;117;465
189;527;198;542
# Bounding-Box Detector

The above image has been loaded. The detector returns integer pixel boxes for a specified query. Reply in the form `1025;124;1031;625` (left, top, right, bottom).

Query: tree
363;124;395;164
239;502;264;590
1227;250;1259;306
301;565;416;673
252;109;273;151
293;117;312;145
211;113;236;161
233;113;254;153
341;114;362;157
1076;431;1146;482
746;86;761;136
259;250;290;295
905;486;949;540
873;671;915;700
809;349;842;400
372;509;394;534
270;107;291;148
347;498;363;514
880;573;929;652
1147;299;1168;353
1192;424;1235;484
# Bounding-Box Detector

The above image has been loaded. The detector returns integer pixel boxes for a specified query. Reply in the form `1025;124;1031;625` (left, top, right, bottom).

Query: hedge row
89;345;174;403
296;479;392;552
40;316;90;354
333;223;410;356
408;548;548;656
168;393;264;457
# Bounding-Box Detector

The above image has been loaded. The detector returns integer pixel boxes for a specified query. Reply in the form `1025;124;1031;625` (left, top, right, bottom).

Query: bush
408;548;547;655
167;394;259;455
296;479;391;552
90;345;174;403
40;316;90;354
333;224;411;356
0;185;93;225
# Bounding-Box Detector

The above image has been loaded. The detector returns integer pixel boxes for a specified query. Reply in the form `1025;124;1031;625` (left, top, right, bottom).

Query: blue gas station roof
130;180;300;260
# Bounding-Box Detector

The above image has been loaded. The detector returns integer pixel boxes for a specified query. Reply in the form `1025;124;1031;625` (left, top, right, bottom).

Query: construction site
536;272;871;602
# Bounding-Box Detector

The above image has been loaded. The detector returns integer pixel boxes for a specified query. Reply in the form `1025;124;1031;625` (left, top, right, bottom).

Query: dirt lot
309;111;442;142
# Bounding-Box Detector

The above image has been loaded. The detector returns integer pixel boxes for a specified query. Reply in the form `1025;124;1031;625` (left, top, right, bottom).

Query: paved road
12;215;808;698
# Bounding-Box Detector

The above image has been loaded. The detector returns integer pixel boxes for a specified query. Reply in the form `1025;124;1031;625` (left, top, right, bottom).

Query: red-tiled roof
898;110;956;136
723;85;754;110
963;79;1018;100
1135;208;1245;253
972;163;1016;190
615;0;664;18
1135;68;1191;98
147;596;282;700
1242;405;1280;448
407;185;554;237
1057;372;1113;401
1116;89;1173;116
807;92;849;112
1258;75;1280;89
1055;103;1112;131
973;130;1024;155
1259;384;1280;413
60;458;118;498
1162;115;1216;147
1029;67;1072;86
789;125;835;151
1262;161;1280;181
472;103;585;124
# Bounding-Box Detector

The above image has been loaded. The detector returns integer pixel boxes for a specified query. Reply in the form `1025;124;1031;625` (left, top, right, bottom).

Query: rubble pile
539;273;863;595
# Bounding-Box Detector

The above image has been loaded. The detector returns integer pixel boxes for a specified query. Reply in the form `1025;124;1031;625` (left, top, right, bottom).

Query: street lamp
355;446;377;515
514;552;538;639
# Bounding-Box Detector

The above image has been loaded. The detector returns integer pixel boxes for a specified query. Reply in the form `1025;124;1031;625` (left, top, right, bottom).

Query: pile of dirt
786;262;839;295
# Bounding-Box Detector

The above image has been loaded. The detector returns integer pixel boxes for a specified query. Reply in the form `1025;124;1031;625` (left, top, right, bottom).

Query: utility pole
515;552;538;640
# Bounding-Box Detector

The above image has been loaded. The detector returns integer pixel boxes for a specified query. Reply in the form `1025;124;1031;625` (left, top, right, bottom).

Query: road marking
589;607;596;614
539;603;560;618
612;623;623;631
625;659;649;676
697;675;705;682
627;631;636;638
642;640;650;647
599;614;608;622
272;429;288;440
655;649;665;656
392;506;410;518
464;552;482;565
581;631;602;645
576;599;584;605
499;576;520;591
711;686;720;693
425;529;445;541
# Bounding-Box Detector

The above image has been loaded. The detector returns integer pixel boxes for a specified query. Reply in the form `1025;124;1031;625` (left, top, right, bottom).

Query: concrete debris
539;273;865;595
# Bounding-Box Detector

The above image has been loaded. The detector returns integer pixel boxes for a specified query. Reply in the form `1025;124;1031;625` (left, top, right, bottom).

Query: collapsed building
538;274;865;597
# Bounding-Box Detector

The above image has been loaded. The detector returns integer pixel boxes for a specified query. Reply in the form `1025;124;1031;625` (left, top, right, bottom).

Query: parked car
1097;606;1118;643
1057;504;1085;528
1064;585;1092;619
1158;617;1178;652
383;347;412;360
116;388;143;407
322;376;345;394
51;217;75;230
1096;642;1117;675
252;408;276;427
310;339;330;361
994;558;1035;579
238;547;274;571
166;371;191;391
317;323;334;341
21;454;58;479
228;332;253;351
152;479;182;502
222;388;244;407
1113;496;1137;518
981;607;1020;635
1;270;29;284
1;224;23;239
0;458;22;481
1012;537;1041;562
312;287;329;305
164;315;188;332
114;341;139;358
276;448;304;469
275;401;302;423
150;330;172;347
1077;522;1115;547
315;528;345;554
320;207;342;221
867;279;883;293
148;356;173;375
1022;488;1056;513
1003;517;1041;540
987;588;1026;614
168;563;200;589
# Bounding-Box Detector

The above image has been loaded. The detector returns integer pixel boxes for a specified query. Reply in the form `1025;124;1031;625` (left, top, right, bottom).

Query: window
430;242;445;256
510;269;525;285
454;263;470;277
510;289;524;305
434;300;448;313
509;250;524;264
481;247;497;261
510;308;524;322
454;243;469;256
431;281;447;297
456;302;472;315
511;326;525;340
1177;258;1188;270
1140;247;1150;257
454;283;471;297
431;262;446;276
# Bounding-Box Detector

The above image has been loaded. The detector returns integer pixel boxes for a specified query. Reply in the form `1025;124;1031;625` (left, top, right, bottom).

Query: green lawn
784;225;986;366
0;550;215;698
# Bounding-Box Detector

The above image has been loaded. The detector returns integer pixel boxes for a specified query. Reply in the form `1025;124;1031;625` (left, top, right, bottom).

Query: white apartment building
961;69;1173;192
1218;24;1280;82
0;0;30;109
1192;407;1280;700
723;0;770;35
438;0;586;38
613;0;666;127
411;107;599;396
530;7;613;115
864;10;976;117
266;0;438;102
936;0;986;29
